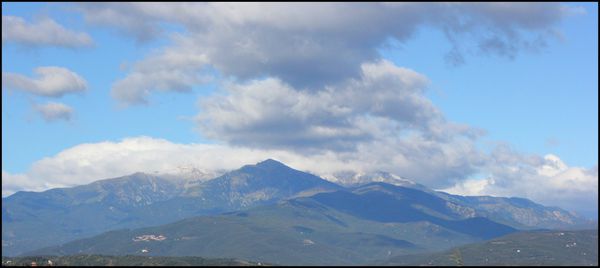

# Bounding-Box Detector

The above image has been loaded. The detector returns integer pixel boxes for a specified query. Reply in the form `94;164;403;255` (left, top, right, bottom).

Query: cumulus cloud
198;60;481;152
35;102;74;122
111;35;209;105
2;66;88;97
442;147;598;218
2;15;93;48
76;2;573;102
193;56;595;216
198;78;372;152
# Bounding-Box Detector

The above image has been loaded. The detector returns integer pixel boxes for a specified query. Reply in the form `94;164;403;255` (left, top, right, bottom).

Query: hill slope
381;229;598;266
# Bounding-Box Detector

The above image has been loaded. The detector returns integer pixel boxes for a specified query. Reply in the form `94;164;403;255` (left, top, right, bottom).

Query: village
132;234;167;242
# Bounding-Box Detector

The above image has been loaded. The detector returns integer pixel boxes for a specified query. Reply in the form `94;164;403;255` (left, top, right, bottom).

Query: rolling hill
380;229;598;266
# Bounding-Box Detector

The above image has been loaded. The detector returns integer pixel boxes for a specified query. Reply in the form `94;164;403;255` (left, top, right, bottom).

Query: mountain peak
256;158;287;168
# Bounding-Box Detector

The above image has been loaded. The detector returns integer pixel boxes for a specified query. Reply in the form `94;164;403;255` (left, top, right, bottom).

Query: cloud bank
2;136;596;218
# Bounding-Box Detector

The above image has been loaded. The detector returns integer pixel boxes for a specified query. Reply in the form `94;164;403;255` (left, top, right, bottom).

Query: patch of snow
323;170;422;188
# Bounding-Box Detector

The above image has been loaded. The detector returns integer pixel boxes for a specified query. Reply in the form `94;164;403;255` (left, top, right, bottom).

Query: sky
2;3;598;218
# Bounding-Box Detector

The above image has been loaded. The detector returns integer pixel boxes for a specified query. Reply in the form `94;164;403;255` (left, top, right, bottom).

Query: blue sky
2;2;209;173
2;3;598;217
381;2;598;168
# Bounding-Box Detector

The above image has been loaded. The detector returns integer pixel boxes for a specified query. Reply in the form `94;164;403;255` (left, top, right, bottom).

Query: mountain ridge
2;159;593;257
24;183;517;265
2;160;340;256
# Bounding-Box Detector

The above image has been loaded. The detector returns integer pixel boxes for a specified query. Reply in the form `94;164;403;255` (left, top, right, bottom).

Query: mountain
311;182;516;239
324;171;592;230
26;183;517;265
434;191;594;230
2;159;591;257
182;159;342;210
2;159;341;256
380;229;598;266
2;173;185;256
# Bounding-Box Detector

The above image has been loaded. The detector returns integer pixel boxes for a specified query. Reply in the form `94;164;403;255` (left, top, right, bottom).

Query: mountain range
2;159;595;264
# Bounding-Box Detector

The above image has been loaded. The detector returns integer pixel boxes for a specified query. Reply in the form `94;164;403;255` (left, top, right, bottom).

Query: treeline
1;255;269;266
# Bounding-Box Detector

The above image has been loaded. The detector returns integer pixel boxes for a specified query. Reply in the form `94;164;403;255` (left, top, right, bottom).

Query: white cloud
111;35;209;105
196;60;487;187
35;102;74;122
2;66;88;97
3;136;596;219
0;136;336;196
442;151;598;218
1;171;58;197
76;2;165;42
2;15;93;48
0;136;463;196
198;60;470;151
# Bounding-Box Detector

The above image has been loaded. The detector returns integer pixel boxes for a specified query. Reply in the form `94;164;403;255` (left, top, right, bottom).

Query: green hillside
1;255;270;266
382;229;598;266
